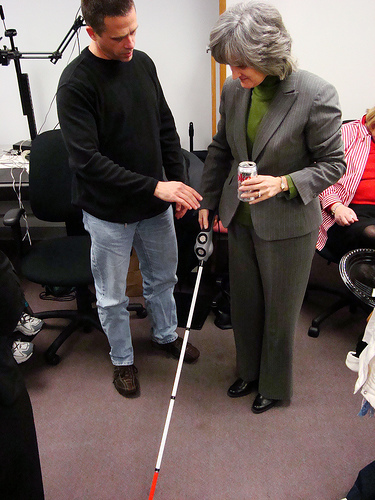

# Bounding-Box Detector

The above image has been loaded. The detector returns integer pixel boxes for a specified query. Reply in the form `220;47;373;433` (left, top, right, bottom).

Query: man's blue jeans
83;207;178;366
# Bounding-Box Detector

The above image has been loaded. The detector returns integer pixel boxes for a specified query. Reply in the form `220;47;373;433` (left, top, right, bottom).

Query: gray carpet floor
16;255;374;500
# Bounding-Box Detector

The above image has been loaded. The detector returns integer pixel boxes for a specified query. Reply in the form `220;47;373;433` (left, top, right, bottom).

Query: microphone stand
0;5;85;149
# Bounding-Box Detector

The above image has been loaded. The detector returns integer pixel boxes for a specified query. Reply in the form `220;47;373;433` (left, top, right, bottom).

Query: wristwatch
280;176;287;192
331;203;342;216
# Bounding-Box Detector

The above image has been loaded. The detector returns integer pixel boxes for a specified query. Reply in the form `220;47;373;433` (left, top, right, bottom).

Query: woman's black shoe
227;378;254;398
251;393;277;413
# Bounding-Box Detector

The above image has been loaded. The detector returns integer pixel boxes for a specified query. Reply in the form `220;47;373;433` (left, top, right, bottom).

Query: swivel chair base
307;283;369;338
35;286;146;365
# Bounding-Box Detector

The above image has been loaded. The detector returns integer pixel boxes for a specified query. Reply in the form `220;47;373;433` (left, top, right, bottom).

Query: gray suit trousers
228;222;318;401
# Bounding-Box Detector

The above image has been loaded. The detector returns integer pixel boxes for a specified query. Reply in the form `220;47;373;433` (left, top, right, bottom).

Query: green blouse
237;75;280;225
246;75;280;156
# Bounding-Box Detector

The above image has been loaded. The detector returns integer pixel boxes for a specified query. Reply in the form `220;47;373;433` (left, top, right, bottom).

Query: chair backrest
181;149;204;192
28;130;83;232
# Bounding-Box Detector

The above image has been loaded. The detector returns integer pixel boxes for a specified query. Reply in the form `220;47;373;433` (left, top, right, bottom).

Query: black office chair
4;129;146;365
173;149;220;330
307;246;370;337
174;149;204;280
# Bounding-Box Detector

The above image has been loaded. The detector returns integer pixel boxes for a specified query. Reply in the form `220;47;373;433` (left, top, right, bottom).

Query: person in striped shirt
317;106;375;256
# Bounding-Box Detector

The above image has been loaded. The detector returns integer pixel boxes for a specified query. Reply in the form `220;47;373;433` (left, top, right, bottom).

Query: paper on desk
0;148;29;173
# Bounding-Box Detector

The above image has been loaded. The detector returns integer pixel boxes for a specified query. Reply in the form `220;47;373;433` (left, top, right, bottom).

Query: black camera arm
0;5;85;140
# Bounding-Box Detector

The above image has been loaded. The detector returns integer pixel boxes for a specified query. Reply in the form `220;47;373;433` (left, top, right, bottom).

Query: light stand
0;5;85;150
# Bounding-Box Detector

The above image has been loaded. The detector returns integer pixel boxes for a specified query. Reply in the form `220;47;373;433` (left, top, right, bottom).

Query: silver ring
258;191;261;198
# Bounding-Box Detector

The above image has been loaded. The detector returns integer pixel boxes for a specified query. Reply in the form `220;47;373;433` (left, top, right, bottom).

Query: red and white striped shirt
316;117;372;250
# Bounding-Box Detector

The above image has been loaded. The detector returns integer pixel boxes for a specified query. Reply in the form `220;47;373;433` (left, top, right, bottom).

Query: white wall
225;0;375;121
0;0;218;150
2;1;373;151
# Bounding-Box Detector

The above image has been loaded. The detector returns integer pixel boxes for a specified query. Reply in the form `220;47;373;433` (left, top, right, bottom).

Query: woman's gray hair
209;1;296;80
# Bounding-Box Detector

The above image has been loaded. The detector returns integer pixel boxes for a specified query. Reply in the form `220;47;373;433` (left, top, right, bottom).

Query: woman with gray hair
199;1;346;413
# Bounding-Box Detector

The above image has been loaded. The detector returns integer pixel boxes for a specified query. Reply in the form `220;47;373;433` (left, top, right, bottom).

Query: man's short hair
81;0;135;35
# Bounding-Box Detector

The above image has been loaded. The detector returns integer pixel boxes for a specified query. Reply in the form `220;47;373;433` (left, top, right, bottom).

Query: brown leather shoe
113;365;139;397
152;336;200;363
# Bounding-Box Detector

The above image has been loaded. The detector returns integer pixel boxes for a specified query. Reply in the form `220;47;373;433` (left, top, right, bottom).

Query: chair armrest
3;207;25;227
3;207;27;262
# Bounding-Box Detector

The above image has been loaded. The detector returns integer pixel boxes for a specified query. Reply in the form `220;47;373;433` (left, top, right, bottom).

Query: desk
0;146;65;241
0;147;29;201
0;147;29;241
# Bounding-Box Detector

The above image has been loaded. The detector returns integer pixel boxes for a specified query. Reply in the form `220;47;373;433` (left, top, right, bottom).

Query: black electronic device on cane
194;211;214;262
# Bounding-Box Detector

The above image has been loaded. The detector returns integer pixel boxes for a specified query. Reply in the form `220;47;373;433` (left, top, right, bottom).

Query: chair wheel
45;352;61;365
308;326;320;338
137;308;147;319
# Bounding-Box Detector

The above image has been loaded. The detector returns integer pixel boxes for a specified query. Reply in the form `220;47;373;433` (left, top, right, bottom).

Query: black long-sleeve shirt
57;47;185;223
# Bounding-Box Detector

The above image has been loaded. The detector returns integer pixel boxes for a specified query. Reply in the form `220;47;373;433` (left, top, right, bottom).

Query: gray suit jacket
200;69;346;241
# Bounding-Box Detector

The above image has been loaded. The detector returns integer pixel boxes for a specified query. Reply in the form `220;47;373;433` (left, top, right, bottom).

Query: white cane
148;216;214;500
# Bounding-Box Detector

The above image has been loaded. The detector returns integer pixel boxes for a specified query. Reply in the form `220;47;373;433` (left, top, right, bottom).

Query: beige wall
0;0;219;150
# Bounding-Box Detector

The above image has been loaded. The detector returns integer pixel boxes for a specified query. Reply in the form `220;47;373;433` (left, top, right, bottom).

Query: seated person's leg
326;210;375;258
360;224;375;247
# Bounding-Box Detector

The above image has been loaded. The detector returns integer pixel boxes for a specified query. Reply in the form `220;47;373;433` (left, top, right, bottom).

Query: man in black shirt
57;0;202;397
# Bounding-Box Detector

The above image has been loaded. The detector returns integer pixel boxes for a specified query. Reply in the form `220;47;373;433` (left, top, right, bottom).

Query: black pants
326;204;375;257
0;380;44;499
0;251;44;499
346;460;375;500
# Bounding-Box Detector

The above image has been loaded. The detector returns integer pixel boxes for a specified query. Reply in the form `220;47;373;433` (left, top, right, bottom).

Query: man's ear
86;26;97;41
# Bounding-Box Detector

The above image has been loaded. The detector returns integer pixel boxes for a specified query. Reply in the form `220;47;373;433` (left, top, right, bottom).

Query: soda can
237;161;257;201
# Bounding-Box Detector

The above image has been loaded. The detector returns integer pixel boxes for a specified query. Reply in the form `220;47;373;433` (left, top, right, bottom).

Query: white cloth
346;309;375;408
